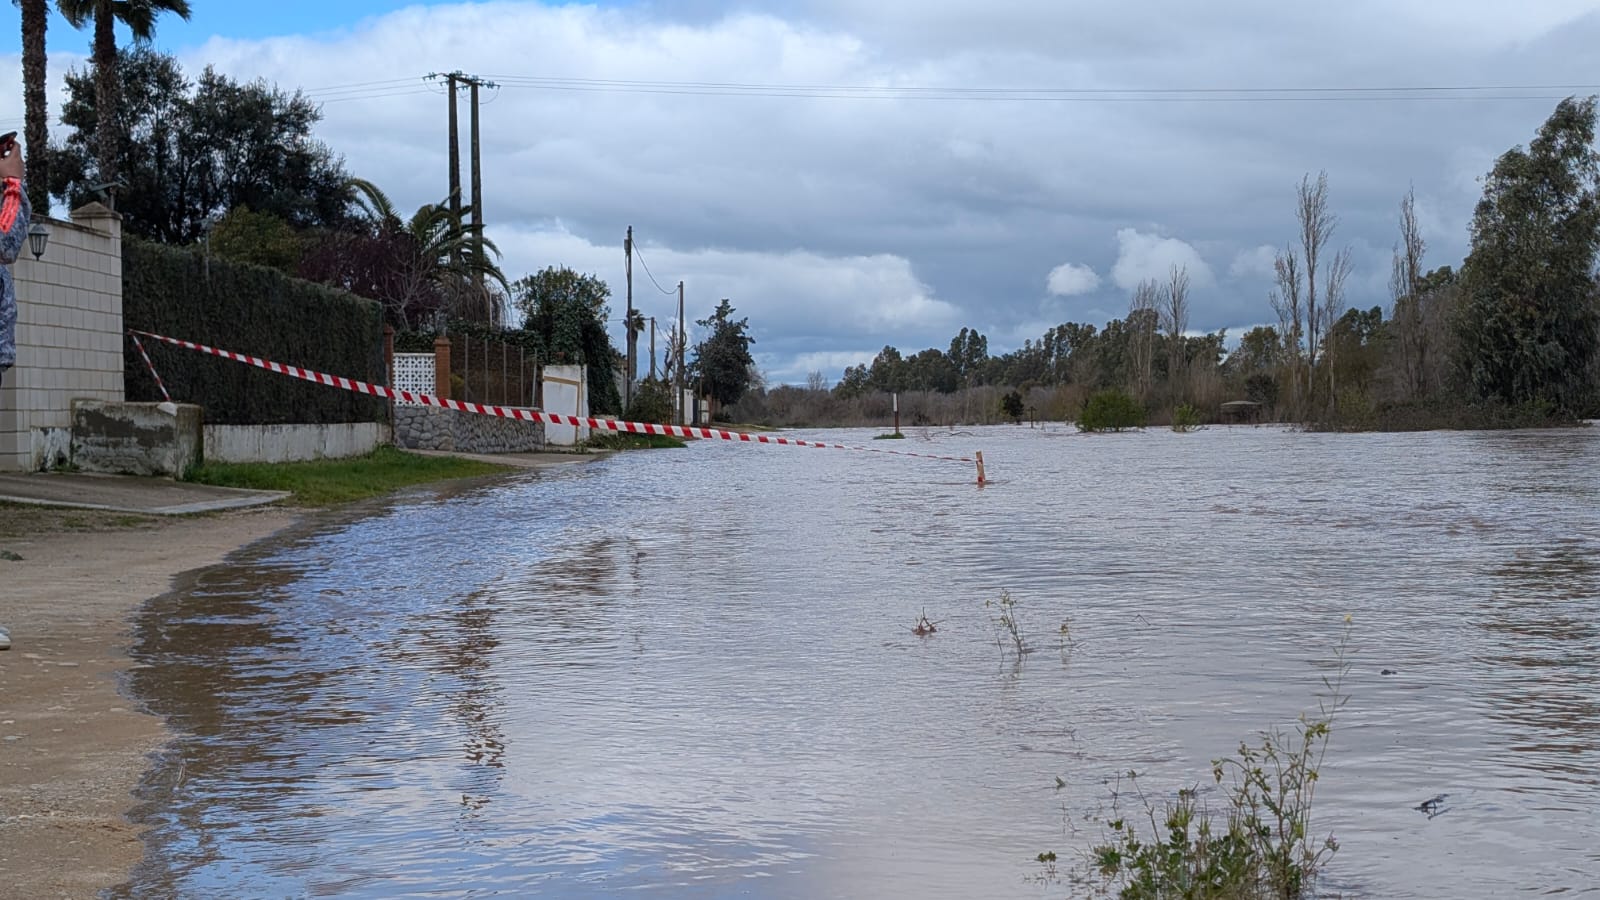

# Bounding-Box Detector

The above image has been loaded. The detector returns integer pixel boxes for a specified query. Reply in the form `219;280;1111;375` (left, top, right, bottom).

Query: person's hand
0;143;24;181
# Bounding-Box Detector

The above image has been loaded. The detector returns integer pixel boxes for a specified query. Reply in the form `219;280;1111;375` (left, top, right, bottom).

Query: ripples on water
116;425;1600;898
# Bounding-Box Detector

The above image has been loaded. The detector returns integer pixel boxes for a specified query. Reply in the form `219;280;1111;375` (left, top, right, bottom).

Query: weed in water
1051;617;1353;899
986;589;1029;659
912;609;940;637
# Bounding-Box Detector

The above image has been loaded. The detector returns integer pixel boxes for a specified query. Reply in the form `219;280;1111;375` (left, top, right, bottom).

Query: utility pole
649;317;657;380
469;77;483;296
676;281;685;426
445;74;461;232
427;72;496;288
624;226;634;409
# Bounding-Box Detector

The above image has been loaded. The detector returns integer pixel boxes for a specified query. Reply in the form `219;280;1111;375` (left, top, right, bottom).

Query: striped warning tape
127;331;172;403
128;330;977;464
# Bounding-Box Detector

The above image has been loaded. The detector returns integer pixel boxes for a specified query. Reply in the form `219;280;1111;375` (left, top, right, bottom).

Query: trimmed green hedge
123;240;388;425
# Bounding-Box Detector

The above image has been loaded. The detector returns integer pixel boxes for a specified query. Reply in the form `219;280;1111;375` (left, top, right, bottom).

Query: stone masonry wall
394;406;544;453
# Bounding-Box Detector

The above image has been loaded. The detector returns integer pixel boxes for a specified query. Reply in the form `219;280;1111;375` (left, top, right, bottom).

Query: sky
3;1;1599;385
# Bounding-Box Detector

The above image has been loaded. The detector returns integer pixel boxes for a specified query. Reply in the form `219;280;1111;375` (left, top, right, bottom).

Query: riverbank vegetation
723;98;1600;433
184;445;512;505
1043;620;1353;899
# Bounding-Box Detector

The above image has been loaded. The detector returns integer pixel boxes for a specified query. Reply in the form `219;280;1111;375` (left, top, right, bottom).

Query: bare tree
1161;264;1191;403
1270;247;1304;415
1129;278;1160;402
1322;246;1354;408
805;370;828;392
1390;187;1429;400
1297;172;1336;407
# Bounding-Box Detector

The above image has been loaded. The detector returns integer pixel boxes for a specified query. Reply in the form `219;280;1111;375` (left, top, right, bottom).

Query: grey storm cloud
10;0;1596;382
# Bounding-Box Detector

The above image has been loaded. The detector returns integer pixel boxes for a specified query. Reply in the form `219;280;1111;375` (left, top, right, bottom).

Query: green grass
873;432;906;440
184;445;513;506
582;432;688;450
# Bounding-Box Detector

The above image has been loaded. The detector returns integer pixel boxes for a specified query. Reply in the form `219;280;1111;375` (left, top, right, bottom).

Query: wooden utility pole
649;316;657;380
624;226;634;409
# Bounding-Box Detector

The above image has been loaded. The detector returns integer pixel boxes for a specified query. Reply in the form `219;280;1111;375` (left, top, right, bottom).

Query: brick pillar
434;336;452;400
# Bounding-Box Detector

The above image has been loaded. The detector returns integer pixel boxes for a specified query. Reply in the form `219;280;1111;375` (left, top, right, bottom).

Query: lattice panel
392;353;435;405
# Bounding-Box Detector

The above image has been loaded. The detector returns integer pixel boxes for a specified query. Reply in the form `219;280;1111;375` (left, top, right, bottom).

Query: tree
1161;265;1191;402
691;298;756;416
512;266;622;414
1128;279;1159;402
1458;96;1600;413
1270;171;1351;418
58;0;192;200
14;0;49;212
1390;187;1431;401
51;49;353;243
1000;389;1025;423
208;206;302;273
299;178;508;328
834;363;869;399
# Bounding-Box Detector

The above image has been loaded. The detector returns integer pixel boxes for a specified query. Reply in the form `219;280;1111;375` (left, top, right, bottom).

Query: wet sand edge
0;507;300;899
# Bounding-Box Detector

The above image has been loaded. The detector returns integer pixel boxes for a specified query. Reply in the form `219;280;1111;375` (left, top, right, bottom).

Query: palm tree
58;0;192;204
12;0;49;212
624;308;645;391
347;177;510;326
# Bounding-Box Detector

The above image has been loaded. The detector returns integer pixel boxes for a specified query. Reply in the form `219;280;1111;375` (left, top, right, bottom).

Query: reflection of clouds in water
116;426;1600;898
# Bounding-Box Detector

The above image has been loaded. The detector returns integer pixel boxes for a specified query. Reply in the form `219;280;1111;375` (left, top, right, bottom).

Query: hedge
123;240;388;425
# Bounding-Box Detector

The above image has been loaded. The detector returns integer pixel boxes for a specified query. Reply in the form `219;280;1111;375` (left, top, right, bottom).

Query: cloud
1229;244;1279;281
3;1;1591;382
1045;262;1100;297
1111;228;1216;290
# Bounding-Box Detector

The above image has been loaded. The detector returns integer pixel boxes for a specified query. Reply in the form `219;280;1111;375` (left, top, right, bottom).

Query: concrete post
434;336;452;400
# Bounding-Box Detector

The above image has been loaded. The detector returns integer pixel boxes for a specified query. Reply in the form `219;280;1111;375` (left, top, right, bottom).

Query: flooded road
117;425;1600;898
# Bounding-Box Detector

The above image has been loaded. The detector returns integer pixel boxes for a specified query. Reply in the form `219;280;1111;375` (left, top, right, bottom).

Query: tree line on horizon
729;97;1600;431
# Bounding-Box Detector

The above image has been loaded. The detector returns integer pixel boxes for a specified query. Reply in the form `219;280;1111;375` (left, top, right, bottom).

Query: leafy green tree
51;48;351;242
867;345;906;392
1459;96;1600;412
208;206;302;273
691;298;756;416
834;363;870;399
58;0;191;194
1077;389;1145;432
1000;389;1025;423
947;327;989;383
512;266;622;414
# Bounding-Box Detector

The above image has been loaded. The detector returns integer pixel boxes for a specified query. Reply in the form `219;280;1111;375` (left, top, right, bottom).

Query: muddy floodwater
116;425;1600;898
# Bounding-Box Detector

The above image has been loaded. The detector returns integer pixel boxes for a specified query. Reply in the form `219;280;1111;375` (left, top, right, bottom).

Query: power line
631;242;679;296
485;74;1600;103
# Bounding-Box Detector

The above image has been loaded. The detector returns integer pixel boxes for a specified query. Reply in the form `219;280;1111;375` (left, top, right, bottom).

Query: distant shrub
1171;403;1204;432
624;376;675;425
1078;390;1145;432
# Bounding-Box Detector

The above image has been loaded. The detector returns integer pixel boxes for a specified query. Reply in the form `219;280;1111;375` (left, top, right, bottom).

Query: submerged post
975;450;987;485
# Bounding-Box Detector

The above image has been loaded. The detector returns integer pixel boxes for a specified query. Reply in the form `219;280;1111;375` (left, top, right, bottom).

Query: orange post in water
975;451;987;485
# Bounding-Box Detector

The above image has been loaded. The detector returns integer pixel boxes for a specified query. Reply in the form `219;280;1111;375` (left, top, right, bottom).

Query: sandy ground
0;506;297;900
0;451;602;898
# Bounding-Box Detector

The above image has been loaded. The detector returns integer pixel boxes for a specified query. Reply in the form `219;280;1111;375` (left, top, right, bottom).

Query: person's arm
0;146;30;265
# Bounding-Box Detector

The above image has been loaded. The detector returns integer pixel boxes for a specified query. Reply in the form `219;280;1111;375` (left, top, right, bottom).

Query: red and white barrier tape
127;331;172;402
128;329;978;464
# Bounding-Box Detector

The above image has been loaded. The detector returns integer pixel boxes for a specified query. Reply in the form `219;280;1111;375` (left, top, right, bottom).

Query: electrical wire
631;241;679;296
485;74;1599;103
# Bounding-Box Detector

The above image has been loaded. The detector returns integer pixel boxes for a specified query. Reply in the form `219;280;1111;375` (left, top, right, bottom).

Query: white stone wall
203;422;392;464
0;204;124;471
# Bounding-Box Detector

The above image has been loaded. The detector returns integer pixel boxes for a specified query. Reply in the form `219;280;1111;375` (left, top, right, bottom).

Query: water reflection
116;427;1600;898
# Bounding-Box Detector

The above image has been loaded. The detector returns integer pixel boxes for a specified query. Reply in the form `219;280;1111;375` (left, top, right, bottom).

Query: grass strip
184;445;513;506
